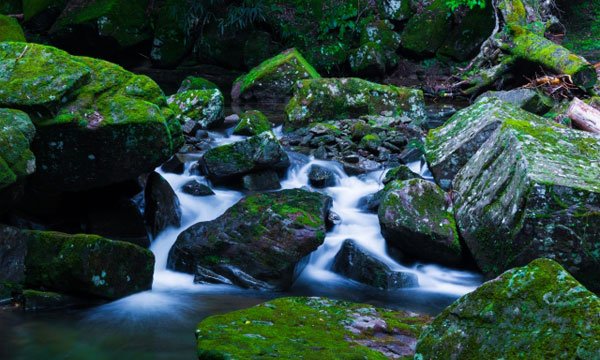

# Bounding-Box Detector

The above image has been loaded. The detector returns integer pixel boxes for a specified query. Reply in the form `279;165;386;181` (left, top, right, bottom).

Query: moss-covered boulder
382;165;422;185
0;15;25;42
285;78;425;130
167;88;224;129
425;97;552;189
415;259;600;359
477;88;554;115
232;110;271;136
0;42;182;192
200;131;290;184
379;179;462;266
376;0;413;21
168;189;332;290
231;48;320;102
177;76;219;93
196;297;431;359
400;0;451;56
0;109;36;191
50;0;152;48
454;117;600;292
349;20;401;76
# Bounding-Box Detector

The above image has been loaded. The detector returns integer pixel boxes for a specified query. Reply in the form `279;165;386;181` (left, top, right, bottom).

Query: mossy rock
383;165;422;185
197;296;431;359
454;117;600;292
0;108;36;191
425;97;553;189
200;132;290;184
285;77;425;130
168;88;224;129
231;48;320;102
415;258;600;359
349;20;400;75
168;189;332;290
400;0;452;56
375;0;413;21
0;15;26;42
177;76;219;93
379;179;462;266
24;230;154;300
477;88;554;115
233;110;271;136
50;0;152;48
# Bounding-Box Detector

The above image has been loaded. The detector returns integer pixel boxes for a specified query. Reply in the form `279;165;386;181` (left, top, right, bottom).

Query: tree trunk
566;98;600;134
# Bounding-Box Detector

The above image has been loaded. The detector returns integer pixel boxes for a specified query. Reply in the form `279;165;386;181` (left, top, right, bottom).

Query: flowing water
1;107;482;360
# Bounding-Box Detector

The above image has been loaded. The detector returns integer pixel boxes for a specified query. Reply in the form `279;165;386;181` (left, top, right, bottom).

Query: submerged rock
332;239;418;289
231;48;320;102
0;14;25;41
200;132;290;185
167;88;224;129
285;78;425;130
144;172;181;238
415;259;600;359
379;179;462;266
168;189;332;290
425;97;552;189
232;110;271;136
196;297;431;359
454;117;600;291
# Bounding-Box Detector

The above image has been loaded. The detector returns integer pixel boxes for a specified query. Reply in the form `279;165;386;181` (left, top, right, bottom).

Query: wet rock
85;198;150;248
196;297;431;359
181;180;214;197
242;170;281;191
342;157;382;176
478;88;554;115
168;189;332;290
333;239;418;289
0;14;25;41
193;265;233;285
18;290;86;312
200;132;290;185
144;172;181;238
327;211;342;227
454;118;600;291
0;43;182;192
160;155;184;175
231;48;320;102
358;191;384;213
425;97;552;189
285;78;425;130
233;110;271;136
415;259;600;359
379;179;463;267
308;164;336;188
383;165;422;185
167;88;224;129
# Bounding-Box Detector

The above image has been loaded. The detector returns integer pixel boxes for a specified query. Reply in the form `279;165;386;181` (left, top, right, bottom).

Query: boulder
181;180;214;197
285;78;425;130
349;20;400;76
177;76;219;93
168;189;332;289
231;48;320;102
242;170;281;191
232;110;271;136
196;297;430;359
379;179;462;266
375;0;413;21
0;109;36;192
18;289;86;312
200;132;290;184
160;155;184;174
478;88;554;115
0;15;26;41
167;88;224;129
308;164;337;188
144;172;181;238
0;42;183;192
425;97;552;189
332;239;418;289
85;198;150;248
415;259;600;359
0;225;27;300
400;0;451;56
382;165;422;185
454;117;600;291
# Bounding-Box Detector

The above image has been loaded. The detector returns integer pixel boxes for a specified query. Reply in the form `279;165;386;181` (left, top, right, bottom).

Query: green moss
0;15;25;42
400;0;452;55
178;76;219;92
197;297;430;359
0;108;36;190
168;88;224;128
233;110;271;136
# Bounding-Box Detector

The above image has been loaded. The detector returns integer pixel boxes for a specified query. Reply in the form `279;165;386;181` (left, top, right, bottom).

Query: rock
167;88;224;129
160;155;184;174
181;180;214;197
400;0;451;56
285;78;425;130
454;117;600;291
0;109;36;192
415;259;600;359
242;170;281;191
349;20;400;76
18;289;86;312
332;239;418;289
375;0;412;21
478;88;554;115
200;132;290;184
342;157;382;176
232;110;271;136
144;172;181;238
308;164;337;188
379;179;462;267
425;97;552;189
177;76;219;93
85;198;150;248
383;165;421;185
0;225;27;300
49;0;152;48
168;189;332;289
231;48;321;102
0;14;25;41
0;42;183;192
359;134;382;153
150;0;191;67
196;297;431;359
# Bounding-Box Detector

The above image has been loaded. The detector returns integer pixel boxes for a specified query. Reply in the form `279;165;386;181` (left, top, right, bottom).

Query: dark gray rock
242;170;281;191
144;172;182;238
181;180;215;196
308;165;337;188
160;155;185;174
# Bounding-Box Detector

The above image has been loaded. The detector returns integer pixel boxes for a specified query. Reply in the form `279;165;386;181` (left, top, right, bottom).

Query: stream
0;106;482;360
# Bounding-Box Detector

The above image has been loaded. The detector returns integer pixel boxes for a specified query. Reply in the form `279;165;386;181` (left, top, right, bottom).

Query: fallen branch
566;97;600;134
